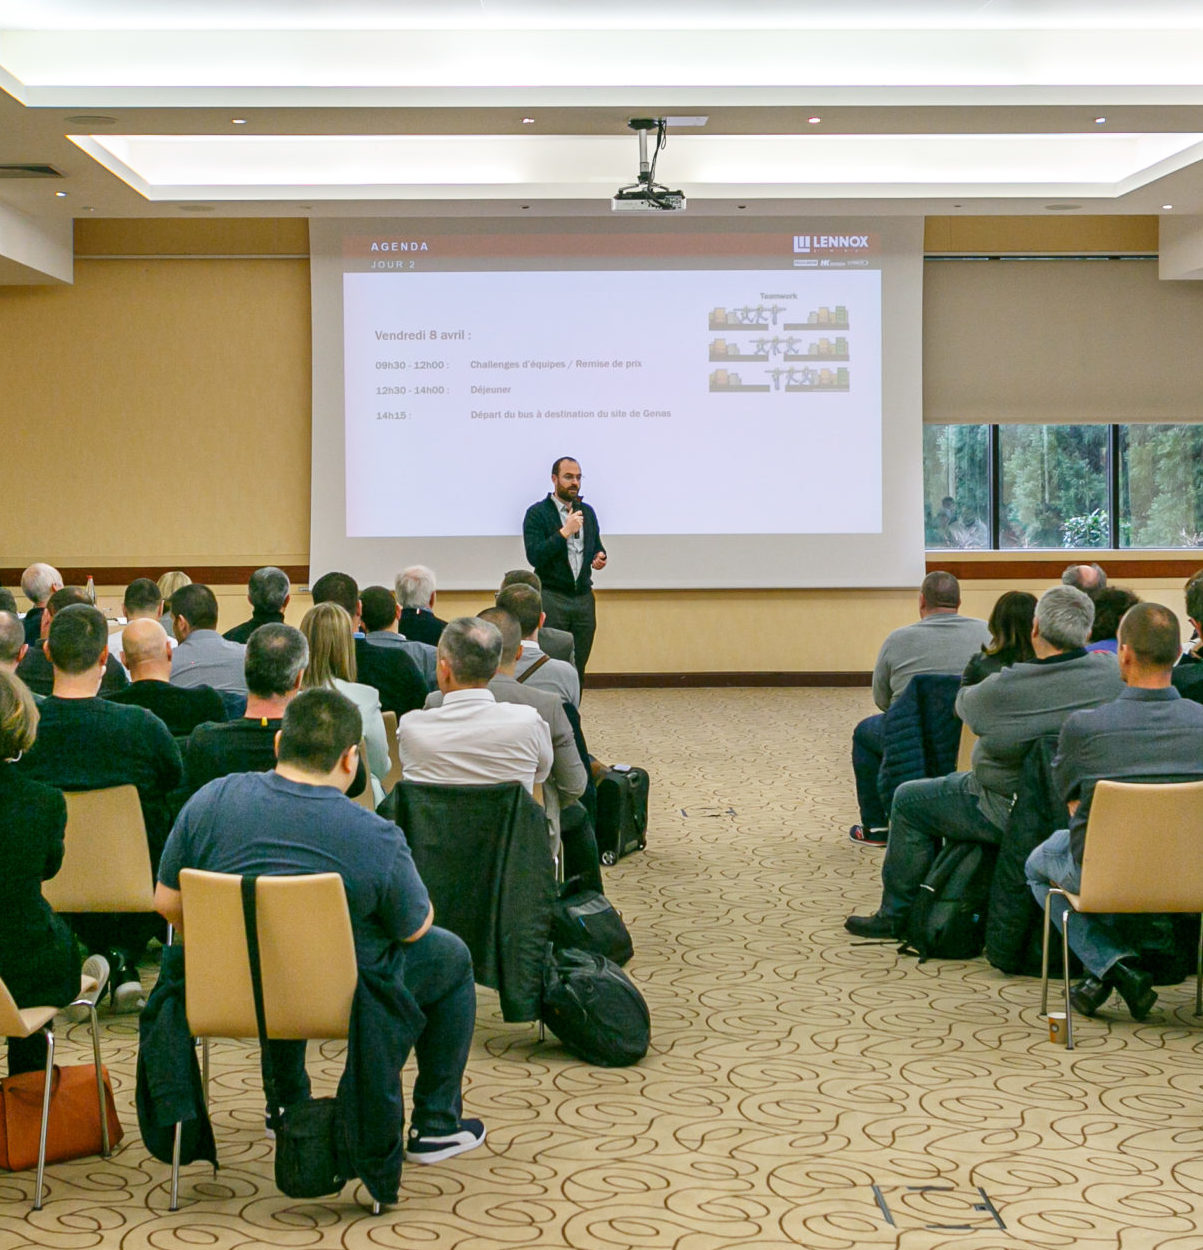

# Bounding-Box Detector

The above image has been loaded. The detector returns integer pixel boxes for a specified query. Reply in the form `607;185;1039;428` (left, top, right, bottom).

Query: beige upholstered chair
955;722;978;774
1040;778;1203;1049
43;786;155;913
173;869;375;1211
0;968;111;1209
381;710;403;794
351;738;377;810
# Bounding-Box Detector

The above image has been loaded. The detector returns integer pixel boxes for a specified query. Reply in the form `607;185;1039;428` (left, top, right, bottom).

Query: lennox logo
793;233;872;255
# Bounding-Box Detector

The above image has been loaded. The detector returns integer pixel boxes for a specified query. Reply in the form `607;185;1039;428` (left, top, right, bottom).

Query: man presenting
523;457;606;684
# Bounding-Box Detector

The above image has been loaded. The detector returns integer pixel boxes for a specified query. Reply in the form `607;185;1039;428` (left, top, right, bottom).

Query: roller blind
923;258;1203;424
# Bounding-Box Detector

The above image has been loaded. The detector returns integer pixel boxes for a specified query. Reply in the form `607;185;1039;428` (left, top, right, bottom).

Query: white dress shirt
553;495;585;580
397;687;553;793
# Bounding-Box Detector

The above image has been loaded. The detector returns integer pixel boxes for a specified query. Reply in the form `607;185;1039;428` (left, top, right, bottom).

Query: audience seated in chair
845;585;1123;940
17;604;182;1011
425;606;601;892
19;563;62;647
360;584;438;691
19;587;130;698
169;584;247;695
0;670;98;1077
0;611;32;694
300;602;391;806
398;616;553;795
496;584;581;709
1062;562;1107;599
106;618;226;739
1171;570;1203;705
395;565;447;646
1085;587;1140;654
223;566;290;645
1025;602;1203;1021
156;686;485;1166
961;591;1037;687
312;572;426;718
498;570;575;665
850;571;990;846
108;578;177;671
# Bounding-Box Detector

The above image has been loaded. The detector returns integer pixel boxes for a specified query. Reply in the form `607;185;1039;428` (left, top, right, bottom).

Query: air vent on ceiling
0;164;63;179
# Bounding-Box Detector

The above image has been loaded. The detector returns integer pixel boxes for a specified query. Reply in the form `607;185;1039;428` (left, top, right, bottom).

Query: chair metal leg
202;1037;211;1106
1040;891;1054;1015
88;1001;110;1156
169;1121;183;1211
372;1200;382;1215
1062;906;1074;1050
1196;914;1202;1017
33;1027;55;1211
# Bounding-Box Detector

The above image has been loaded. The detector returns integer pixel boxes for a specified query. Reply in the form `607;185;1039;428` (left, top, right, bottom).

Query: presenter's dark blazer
523;497;605;598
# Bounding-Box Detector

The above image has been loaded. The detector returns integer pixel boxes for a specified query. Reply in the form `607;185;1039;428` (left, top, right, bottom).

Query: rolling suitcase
595;764;648;866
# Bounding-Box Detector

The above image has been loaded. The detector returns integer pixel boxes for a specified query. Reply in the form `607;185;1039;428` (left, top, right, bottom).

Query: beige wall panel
924;257;1203;424
0;257;312;567
924;215;1157;255
75;218;309;257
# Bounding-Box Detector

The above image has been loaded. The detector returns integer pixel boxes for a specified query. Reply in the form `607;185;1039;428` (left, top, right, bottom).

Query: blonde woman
299;603;389;805
156;570;192;603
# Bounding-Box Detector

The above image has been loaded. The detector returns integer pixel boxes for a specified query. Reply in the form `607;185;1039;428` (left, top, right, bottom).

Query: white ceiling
3;0;1203;236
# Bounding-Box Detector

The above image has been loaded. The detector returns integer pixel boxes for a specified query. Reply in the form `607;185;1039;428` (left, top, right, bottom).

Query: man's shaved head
121;617;171;669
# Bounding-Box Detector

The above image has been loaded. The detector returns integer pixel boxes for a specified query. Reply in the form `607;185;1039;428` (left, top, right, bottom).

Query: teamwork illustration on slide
343;259;882;539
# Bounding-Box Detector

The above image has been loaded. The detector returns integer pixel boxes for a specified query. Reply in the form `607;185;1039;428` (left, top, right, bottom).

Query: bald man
105;618;226;738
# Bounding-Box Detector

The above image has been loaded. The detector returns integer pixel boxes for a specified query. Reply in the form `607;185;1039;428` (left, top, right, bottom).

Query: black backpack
899;840;997;963
541;947;650;1066
551;890;634;966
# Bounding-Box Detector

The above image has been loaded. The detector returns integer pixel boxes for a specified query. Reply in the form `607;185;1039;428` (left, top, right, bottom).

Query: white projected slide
344;268;881;538
309;218;925;589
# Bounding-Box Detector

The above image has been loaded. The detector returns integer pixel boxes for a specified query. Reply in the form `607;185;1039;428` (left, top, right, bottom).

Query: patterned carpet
5;688;1203;1249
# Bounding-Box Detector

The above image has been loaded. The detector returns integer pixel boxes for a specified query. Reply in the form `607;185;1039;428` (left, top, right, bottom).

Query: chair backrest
180;869;358;1040
1077;779;1203;913
44;785;155;913
381;710;403;793
351;738;377;810
0;974;33;1036
956;722;978;773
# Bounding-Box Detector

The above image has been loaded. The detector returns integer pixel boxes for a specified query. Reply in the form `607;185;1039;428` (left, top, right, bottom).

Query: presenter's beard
556;487;580;504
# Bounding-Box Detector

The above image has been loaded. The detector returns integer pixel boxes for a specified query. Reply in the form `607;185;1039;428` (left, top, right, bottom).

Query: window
926;422;1203;551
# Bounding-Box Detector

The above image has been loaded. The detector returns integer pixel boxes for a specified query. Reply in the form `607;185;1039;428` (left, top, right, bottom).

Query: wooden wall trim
0;566;310;587
586;671;872;689
929;557;1203;580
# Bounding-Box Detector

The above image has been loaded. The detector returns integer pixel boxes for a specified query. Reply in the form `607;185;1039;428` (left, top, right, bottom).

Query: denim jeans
851;713;888;829
268;924;475;1135
879;771;1004;921
1024;828;1135;980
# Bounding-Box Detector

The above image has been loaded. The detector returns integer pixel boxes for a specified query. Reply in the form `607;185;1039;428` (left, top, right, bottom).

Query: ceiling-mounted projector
611;118;686;212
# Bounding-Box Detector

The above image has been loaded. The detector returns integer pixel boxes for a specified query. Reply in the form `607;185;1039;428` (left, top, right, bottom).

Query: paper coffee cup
1048;1012;1068;1044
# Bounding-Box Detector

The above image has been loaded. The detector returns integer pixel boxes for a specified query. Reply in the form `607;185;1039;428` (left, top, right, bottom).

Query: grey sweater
955;649;1124;829
873;613;992;710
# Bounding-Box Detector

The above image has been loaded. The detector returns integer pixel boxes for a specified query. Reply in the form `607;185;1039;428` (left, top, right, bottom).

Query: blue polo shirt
159;770;430;964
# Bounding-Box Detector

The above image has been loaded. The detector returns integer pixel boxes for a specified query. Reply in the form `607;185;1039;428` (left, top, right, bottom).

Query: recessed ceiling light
1094;116;1107;124
521;117;535;125
179;203;215;212
520;203;530;209
64;114;116;127
807;116;822;124
231;118;248;125
54;190;67;197
1162;203;1174;210
736;203;747;210
953;203;963;208
1045;203;1082;211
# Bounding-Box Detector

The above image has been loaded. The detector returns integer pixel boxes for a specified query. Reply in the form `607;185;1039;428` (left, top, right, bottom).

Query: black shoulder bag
240;875;348;1199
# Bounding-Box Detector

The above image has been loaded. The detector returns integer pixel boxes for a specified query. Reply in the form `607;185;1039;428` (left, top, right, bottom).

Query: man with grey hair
20;562;63;645
223;566;291;644
850;571;991;846
846;585;1124;939
396;565;447;647
397;617;552;793
1062;562;1107;598
0;611;30;684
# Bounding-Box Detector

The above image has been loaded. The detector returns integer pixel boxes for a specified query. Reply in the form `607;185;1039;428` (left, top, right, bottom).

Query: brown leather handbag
0;1065;123;1171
